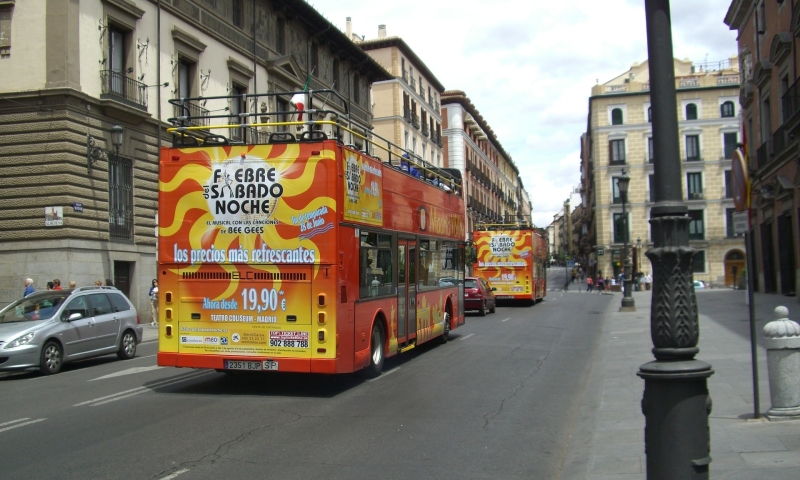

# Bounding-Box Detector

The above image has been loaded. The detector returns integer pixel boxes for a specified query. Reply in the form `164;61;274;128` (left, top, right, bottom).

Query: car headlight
5;332;35;349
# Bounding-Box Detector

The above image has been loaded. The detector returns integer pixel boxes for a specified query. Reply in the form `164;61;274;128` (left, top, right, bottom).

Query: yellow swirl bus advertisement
473;229;534;300
343;152;383;226
158;143;338;363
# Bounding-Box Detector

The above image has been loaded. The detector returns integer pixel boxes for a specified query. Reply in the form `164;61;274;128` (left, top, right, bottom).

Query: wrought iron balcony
403;106;413;124
757;141;773;169
172;101;210;127
100;70;148;109
773;123;789;157
411;112;420;129
401;69;408;83
782;77;800;124
410;78;416;90
421;124;429;137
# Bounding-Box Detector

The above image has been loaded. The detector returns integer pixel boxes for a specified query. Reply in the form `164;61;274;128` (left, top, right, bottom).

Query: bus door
397;239;417;343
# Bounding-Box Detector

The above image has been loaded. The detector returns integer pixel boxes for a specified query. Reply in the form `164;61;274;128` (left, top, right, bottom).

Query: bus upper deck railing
166;90;462;195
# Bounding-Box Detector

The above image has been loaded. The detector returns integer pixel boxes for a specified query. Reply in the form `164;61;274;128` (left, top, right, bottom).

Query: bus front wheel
361;323;384;378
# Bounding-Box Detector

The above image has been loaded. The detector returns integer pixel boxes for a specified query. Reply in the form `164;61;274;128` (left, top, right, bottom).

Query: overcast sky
306;0;739;227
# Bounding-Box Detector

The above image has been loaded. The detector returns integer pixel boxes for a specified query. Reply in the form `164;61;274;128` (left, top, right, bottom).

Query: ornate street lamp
87;124;124;173
618;170;635;311
639;1;713;478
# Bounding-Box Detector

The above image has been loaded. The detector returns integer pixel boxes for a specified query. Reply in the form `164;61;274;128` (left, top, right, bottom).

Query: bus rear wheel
439;312;451;344
361;323;384;379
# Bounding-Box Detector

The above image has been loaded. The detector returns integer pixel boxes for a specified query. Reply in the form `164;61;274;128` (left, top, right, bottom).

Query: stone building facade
726;0;800;295
0;0;389;310
583;57;746;286
440;90;531;240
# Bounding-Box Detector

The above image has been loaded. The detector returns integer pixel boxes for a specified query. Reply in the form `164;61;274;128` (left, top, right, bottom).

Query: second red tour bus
157;89;466;377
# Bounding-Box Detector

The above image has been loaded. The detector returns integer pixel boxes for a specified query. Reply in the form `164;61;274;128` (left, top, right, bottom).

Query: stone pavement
561;287;800;479
141;323;159;343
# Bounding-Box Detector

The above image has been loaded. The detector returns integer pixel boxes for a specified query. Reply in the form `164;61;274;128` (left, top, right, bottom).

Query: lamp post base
639;359;714;479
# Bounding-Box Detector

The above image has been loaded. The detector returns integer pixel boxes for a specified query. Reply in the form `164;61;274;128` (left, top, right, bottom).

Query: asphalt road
0;269;607;480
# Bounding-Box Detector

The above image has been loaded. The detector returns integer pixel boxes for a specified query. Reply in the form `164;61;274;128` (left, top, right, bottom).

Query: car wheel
40;341;63;375
479;301;486;316
361;323;385;378
489;300;496;314
117;329;137;360
439;312;451;344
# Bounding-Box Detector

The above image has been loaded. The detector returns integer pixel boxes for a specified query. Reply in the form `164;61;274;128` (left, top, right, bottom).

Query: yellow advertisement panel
343;151;384;226
474;230;534;298
177;322;311;356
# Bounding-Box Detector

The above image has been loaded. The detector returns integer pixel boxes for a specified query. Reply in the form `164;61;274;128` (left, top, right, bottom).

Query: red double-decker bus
157;90;465;376
473;224;547;303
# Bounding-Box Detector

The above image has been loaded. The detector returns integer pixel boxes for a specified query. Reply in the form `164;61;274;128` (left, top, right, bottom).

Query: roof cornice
724;0;756;31
358;36;446;92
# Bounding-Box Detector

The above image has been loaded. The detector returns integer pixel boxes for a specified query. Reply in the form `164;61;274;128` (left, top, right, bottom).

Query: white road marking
501;317;511;322
459;333;475;341
0;418;46;433
89;366;164;381
368;367;399;382
160;468;190;480
74;371;212;407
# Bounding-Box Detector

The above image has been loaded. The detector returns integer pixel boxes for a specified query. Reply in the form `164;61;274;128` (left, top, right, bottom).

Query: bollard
762;306;800;420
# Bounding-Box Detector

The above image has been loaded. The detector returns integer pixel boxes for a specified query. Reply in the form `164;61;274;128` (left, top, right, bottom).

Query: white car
693;280;706;289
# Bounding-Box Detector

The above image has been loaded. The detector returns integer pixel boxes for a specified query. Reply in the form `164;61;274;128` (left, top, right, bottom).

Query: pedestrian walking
68;281;76;289
94;280;103;287
46;281;54;290
105;278;114;287
149;279;159;326
23;278;35;297
53;278;62;290
586;276;594;293
604;277;611;293
596;276;604;293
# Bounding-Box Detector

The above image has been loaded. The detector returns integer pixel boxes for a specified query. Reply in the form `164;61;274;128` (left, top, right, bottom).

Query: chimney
378;24;387;38
346;17;352;39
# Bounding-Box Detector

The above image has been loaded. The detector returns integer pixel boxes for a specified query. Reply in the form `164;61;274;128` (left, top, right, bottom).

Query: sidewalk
141;323;159;343
561;288;800;479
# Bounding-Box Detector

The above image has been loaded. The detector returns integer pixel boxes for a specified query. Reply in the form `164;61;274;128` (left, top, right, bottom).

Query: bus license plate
225;360;262;371
497;295;514;299
262;360;278;370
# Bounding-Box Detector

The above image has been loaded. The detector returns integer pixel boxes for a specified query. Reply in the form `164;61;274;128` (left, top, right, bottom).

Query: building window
108;26;127;97
685;134;700;161
687;172;703;200
353;74;361;104
0;4;14;57
109;154;133;241
649;174;656;202
686;103;698;120
611;108;624;125
276;98;289;132
229;84;246;141
647;106;652;122
688;210;704;240
721;101;735;118
724;170;733;198
647;136;654;163
726;208;740;237
232;0;244;29
276;18;286;54
692;250;706;273
310;43;319;76
609;139;626;164
612;176;624;204
723;132;738;159
613;213;628;244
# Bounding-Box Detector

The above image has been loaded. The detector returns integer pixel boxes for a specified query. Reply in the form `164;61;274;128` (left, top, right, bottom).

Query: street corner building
578;56;747;288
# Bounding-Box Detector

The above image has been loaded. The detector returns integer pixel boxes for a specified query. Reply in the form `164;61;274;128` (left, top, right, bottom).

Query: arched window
611;108;623;125
686;103;698;120
720;101;735;118
647;106;652;123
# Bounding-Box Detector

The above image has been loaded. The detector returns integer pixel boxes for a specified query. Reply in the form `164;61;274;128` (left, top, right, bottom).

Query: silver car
0;286;143;375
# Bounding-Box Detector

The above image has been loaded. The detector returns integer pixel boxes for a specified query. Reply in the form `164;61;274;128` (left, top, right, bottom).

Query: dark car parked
464;277;496;316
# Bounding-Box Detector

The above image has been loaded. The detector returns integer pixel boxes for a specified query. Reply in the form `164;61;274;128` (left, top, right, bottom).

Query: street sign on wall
732;211;750;234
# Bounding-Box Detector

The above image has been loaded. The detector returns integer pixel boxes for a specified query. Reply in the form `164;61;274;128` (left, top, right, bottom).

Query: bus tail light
317;348;326;353
165;325;172;336
165;309;172;320
318;294;326;306
318;329;325;341
318;312;326;324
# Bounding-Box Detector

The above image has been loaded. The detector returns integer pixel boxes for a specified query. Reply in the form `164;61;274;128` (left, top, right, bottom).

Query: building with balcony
354;23;445;168
725;0;800;295
0;0;390;309
440;90;531;239
584;57;745;286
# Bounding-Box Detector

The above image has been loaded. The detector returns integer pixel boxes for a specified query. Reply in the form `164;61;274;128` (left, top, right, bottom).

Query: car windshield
0;293;71;323
464;279;478;289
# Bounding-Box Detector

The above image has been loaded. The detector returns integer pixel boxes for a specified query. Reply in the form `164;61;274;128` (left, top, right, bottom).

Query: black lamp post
638;2;713;478
618;170;635;311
